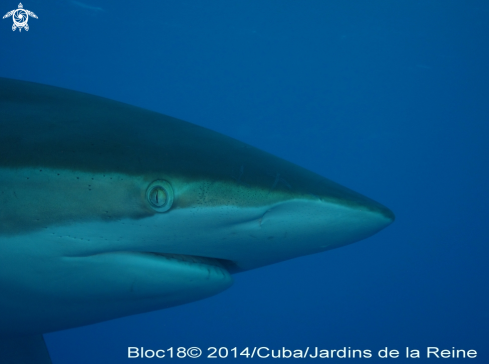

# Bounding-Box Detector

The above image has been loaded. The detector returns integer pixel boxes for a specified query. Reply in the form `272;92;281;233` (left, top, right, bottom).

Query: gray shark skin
0;77;394;363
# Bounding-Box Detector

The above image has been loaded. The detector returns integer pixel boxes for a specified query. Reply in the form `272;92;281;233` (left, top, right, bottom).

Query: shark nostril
258;208;272;227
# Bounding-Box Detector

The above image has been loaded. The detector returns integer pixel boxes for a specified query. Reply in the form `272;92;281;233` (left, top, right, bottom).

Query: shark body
0;78;394;363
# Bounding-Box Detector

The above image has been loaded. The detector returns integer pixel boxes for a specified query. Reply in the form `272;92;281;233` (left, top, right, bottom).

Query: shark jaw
0;166;392;336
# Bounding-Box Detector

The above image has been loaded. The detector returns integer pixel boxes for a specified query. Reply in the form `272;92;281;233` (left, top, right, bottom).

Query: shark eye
146;180;174;212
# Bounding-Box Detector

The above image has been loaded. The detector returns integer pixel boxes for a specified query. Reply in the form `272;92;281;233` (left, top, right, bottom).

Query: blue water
1;1;488;362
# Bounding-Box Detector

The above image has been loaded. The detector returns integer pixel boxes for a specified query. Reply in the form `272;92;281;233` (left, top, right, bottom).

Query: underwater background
1;0;488;362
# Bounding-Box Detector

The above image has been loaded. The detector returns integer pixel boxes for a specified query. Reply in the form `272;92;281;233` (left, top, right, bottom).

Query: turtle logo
3;3;38;32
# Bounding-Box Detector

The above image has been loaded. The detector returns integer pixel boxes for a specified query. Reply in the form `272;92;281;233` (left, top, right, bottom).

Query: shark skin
0;77;394;363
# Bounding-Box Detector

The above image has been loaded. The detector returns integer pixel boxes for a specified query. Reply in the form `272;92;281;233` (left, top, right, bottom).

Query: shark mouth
142;252;241;273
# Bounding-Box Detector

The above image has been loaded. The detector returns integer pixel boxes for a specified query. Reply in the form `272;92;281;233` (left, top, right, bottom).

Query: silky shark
0;77;394;363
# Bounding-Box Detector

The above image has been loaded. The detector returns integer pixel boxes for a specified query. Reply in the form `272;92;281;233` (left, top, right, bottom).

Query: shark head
0;78;394;342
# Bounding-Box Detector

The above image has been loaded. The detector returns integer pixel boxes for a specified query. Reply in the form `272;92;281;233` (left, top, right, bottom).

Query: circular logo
13;9;28;28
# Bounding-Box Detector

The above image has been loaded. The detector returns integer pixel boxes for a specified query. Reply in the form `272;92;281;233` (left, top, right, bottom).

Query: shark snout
261;198;393;251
